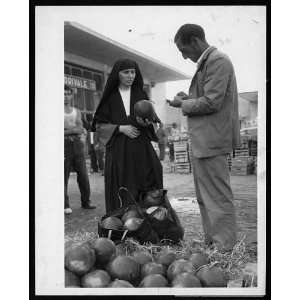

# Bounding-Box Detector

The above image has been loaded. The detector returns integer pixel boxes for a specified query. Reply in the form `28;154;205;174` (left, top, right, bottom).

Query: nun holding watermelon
92;58;163;213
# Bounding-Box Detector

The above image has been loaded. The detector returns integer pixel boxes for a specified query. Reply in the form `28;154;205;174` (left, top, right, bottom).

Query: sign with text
64;74;96;91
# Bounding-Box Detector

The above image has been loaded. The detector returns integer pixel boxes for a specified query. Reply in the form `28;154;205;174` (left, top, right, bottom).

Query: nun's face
118;68;136;87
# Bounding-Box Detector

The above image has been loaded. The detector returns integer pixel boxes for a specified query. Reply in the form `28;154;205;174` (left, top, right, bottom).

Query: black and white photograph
34;3;268;297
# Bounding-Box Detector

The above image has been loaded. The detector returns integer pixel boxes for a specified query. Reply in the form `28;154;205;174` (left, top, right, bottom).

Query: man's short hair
174;24;206;45
64;85;73;94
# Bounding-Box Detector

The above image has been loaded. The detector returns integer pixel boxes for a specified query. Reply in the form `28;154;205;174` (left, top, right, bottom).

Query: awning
64;22;191;83
239;92;258;103
240;127;257;137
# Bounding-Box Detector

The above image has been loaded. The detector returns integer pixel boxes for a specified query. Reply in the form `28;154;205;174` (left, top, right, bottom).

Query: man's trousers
64;136;91;208
89;144;99;172
158;143;166;161
191;154;237;250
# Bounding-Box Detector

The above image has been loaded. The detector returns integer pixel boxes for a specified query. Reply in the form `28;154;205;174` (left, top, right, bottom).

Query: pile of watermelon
65;237;228;288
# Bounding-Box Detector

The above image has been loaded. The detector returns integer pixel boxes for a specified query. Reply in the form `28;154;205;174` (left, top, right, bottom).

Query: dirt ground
65;161;257;261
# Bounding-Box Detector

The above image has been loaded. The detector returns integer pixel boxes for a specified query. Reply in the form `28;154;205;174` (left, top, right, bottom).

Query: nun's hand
136;116;152;127
119;125;140;138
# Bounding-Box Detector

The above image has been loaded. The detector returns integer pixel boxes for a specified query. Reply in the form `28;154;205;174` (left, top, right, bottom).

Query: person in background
94;129;105;176
170;122;180;136
156;122;167;161
168;122;179;162
168;24;240;251
92;58;162;213
87;122;99;173
64;85;96;214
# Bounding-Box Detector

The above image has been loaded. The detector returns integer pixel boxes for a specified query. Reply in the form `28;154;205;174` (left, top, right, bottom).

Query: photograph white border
35;5;267;296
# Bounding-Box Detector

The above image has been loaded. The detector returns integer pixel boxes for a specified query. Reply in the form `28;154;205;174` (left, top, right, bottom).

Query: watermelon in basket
98;187;159;244
140;189;185;244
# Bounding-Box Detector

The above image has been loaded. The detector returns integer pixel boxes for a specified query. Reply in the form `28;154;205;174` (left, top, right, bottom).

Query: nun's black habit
92;59;163;213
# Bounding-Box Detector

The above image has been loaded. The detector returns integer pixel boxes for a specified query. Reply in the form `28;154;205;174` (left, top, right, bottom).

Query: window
71;67;82;77
85;90;94;111
74;88;85;110
64;65;71;75
65;63;104;117
83;70;93;80
93;73;104;91
93;91;102;108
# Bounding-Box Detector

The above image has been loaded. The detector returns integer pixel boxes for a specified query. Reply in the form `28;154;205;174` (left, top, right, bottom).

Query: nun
92;58;163;213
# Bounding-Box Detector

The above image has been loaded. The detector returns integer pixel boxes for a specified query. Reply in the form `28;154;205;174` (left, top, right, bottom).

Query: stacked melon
65;237;228;288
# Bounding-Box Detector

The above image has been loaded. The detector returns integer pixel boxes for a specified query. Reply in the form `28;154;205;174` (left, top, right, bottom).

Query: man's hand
136;116;152;127
176;91;188;98
119;125;140;138
167;95;184;108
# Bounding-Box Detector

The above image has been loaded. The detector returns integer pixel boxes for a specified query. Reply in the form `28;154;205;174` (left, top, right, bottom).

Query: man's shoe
64;208;72;214
81;204;96;209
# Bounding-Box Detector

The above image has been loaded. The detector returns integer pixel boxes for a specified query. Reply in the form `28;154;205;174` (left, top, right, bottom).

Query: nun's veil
92;58;144;129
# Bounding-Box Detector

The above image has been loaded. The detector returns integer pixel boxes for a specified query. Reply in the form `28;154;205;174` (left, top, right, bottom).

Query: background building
65;22;258;139
239;91;258;129
64;22;190;125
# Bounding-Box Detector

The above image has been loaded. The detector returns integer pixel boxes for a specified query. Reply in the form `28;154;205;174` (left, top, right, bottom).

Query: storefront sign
64;74;96;91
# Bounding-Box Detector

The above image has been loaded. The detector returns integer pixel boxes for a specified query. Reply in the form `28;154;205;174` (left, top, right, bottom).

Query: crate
231;156;252;164
175;152;189;163
249;149;257;156
175;162;191;173
253;157;257;175
231;167;253;176
172;140;191;173
248;140;257;157
174;143;188;152
231;157;254;175
234;149;250;157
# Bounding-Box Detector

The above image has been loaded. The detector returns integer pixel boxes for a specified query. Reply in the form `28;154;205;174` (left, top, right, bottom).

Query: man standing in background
168;24;240;250
87;122;99;173
156;122;167;161
94;129;105;176
168;122;180;162
64;85;96;214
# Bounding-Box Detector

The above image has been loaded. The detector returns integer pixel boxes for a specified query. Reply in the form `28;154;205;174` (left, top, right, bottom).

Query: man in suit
168;24;240;250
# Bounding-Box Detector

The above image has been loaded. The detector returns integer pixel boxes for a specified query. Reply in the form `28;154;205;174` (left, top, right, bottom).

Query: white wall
150;82;167;122
239;96;250;120
150;82;184;127
238;95;258;129
165;105;182;127
250;102;258;121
